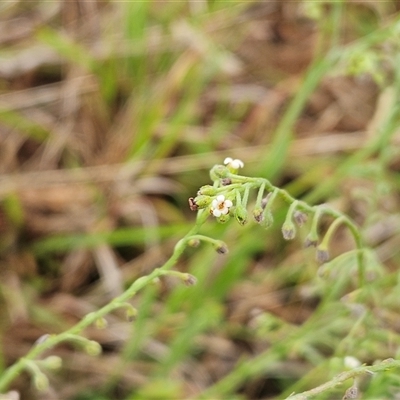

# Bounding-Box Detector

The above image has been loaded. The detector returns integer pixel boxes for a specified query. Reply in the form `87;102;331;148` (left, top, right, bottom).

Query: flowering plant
0;158;390;398
190;158;365;281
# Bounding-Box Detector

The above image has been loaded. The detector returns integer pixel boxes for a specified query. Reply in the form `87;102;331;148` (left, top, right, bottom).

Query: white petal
211;199;219;208
224;200;233;207
216;194;225;202
224;157;233;165
231;159;244;168
344;356;361;369
212;209;222;217
220;207;229;215
236;159;244;168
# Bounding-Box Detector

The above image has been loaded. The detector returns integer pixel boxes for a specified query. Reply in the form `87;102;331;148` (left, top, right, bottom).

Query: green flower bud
182;273;197;286
34;372;49;391
294;210;308;226
316;246;330;263
282;221;296;240
41;356;62;370
221;178;232;186
85;340;102;356
214;240;229;254
95;317;108;329
259;210;274;229
261;193;273;209
210;165;229;181
187;238;201;247
125;304;138;322
304;233;318;248
234;204;248;226
192;195;212;209
198;185;217;196
253;207;263;223
216;213;230;224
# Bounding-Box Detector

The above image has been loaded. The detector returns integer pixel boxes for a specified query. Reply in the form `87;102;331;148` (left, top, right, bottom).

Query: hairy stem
0;211;209;392
286;358;400;400
220;173;365;276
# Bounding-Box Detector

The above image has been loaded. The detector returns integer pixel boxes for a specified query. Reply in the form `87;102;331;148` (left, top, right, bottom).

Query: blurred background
1;1;400;399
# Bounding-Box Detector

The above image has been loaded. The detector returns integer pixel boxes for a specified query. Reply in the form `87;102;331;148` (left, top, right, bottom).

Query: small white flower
210;195;233;217
224;157;244;169
344;356;361;369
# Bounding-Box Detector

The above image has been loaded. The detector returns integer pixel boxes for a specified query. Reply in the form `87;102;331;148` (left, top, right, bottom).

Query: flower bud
344;356;361;369
343;385;358;400
182;273;198;286
95;317;108;329
234;205;248;226
33;373;49;391
42;356;62;370
282;221;296;240
216;213;230;224
261;192;273;209
304;233;318;248
224;157;244;171
259;210;274;229
316;246;330;263
192;195;212;209
294;211;308;226
85;340;102;356
221;178;232;186
197;185;217;196
151;277;161;286
187;238;201;248
210;165;229;180
214;240;229;254
253;207;263;223
125;305;138;322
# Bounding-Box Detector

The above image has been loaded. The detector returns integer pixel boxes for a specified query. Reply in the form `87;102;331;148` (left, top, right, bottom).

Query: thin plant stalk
0;212;209;392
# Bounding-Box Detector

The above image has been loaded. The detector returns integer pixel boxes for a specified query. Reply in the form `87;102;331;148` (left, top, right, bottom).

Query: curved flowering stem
0;160;367;392
191;162;366;283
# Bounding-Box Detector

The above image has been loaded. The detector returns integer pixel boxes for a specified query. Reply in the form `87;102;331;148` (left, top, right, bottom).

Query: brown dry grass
1;1;400;399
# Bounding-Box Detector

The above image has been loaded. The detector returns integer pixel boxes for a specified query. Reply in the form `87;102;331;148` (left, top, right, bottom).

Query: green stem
242;184;251;206
320;216;346;247
286;200;299;220
255;182;266;206
226;173;365;282
286;358;400;400
0;211;209;392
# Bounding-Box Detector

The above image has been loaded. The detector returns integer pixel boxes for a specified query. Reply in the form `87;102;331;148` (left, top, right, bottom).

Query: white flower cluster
208;158;244;218
224;157;244;170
